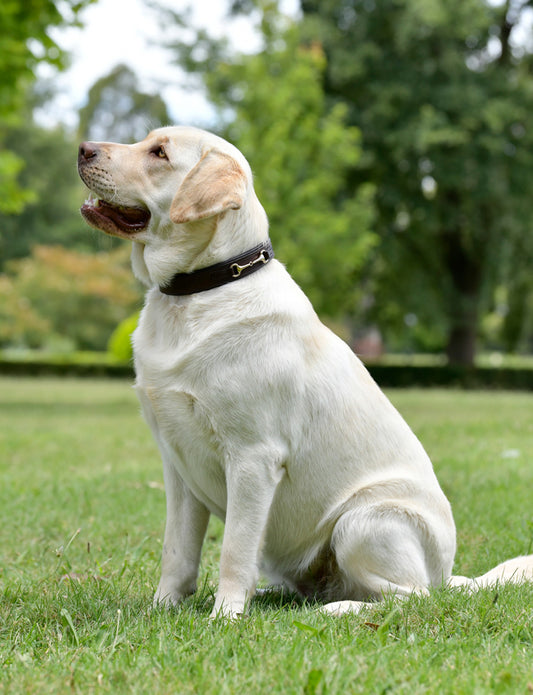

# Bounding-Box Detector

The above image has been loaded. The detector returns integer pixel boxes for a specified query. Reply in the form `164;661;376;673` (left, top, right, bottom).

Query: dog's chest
136;382;228;517
132;299;238;515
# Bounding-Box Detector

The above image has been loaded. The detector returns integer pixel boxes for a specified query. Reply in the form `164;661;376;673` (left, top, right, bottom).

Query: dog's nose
78;142;99;161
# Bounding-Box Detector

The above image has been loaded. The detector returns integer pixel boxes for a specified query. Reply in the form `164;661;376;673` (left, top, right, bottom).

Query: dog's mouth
80;196;151;238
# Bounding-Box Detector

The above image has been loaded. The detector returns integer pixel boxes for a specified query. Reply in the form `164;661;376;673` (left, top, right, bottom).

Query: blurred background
1;0;532;368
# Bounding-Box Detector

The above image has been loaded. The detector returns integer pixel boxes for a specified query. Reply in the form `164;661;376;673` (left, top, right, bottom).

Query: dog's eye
151;145;168;160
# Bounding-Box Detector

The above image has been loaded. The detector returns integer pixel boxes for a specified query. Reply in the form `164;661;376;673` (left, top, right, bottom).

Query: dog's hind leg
322;502;455;615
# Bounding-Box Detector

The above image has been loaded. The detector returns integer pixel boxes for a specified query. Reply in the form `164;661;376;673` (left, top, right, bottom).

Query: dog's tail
448;554;533;590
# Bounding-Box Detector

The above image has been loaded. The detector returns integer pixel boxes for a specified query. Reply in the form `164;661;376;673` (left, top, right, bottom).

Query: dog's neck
131;193;269;289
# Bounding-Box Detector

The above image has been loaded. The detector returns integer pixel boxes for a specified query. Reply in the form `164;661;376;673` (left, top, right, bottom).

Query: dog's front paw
209;595;247;621
153;579;193;609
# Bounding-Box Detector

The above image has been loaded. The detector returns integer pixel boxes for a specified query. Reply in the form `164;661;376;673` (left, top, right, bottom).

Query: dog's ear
170;149;247;224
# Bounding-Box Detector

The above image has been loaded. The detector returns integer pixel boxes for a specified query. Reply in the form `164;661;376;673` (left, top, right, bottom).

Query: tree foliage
0;58;171;352
78;64;170;142
0;0;94;213
297;0;533;361
1;62;175;267
0;118;96;267
166;10;376;320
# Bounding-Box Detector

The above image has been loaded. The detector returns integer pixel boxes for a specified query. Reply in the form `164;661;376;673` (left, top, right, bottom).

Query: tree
0;0;95;213
297;0;533;363
78;64;170;142
1;62;173;266
164;7;376;321
0;118;96;267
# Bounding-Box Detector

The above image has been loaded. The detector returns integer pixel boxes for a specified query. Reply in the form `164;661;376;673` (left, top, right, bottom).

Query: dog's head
78;126;267;286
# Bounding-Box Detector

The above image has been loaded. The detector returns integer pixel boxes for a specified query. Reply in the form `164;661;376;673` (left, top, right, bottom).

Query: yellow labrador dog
78;126;533;618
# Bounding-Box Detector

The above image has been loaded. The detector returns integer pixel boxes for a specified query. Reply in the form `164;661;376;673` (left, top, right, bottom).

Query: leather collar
159;239;274;296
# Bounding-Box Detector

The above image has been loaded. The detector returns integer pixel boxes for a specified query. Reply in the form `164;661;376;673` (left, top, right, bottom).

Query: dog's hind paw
320;600;368;616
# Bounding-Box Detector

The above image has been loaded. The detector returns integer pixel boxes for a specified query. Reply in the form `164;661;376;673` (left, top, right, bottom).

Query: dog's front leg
154;455;210;608
211;458;284;620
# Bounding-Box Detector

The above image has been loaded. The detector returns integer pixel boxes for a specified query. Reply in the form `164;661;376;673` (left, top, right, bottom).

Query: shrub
107;311;140;362
0;274;52;348
1;245;142;350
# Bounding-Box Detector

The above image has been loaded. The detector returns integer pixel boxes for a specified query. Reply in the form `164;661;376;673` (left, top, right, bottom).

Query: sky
37;0;298;130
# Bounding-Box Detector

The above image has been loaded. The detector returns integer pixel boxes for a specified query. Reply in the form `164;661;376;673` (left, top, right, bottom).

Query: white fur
81;126;533;618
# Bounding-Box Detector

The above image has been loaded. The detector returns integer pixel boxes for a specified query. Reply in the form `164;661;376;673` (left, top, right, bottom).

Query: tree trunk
445;312;478;365
441;226;482;367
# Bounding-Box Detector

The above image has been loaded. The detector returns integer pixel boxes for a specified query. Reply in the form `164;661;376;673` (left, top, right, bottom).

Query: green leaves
300;0;533;360
0;0;95;218
196;23;377;320
77;65;170;143
0;151;36;214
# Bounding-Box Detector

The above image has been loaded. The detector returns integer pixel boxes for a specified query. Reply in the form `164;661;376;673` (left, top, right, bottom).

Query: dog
78;126;533;618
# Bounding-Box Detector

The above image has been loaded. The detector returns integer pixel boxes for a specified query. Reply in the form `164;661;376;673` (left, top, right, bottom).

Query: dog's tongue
96;200;150;229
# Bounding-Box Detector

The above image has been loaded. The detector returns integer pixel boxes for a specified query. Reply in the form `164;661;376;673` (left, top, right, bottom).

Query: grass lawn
1;377;532;694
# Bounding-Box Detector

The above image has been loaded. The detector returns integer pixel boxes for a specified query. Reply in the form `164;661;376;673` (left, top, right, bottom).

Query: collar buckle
230;249;270;278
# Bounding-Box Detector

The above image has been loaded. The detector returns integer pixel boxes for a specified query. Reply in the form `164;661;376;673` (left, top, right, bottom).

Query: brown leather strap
159;239;274;296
